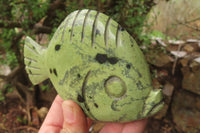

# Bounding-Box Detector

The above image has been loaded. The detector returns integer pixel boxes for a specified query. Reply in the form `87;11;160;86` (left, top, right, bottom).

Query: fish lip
146;98;165;117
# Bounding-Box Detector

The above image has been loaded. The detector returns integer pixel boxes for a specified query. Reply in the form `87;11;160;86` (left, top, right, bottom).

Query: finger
61;100;88;133
39;95;64;133
100;119;147;133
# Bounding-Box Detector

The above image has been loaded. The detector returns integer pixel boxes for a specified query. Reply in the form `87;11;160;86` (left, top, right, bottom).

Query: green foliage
102;0;153;46
16;115;27;125
0;0;50;69
40;84;50;91
0;90;5;102
150;30;166;39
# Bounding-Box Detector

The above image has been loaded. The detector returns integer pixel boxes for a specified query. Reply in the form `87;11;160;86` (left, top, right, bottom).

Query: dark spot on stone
95;53;107;64
94;103;98;108
69;29;71;32
53;68;57;76
95;29;101;36
126;64;131;69
29;70;32;74
55;44;61;51
49;69;52;74
119;26;125;31
77;73;81;78
131;44;133;47
77;94;85;102
73;34;75;37
108;57;119;64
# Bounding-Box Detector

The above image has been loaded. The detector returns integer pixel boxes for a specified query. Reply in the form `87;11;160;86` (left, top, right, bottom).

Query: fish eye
104;76;127;99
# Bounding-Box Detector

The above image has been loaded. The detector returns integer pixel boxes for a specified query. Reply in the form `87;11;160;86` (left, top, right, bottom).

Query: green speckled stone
24;9;164;122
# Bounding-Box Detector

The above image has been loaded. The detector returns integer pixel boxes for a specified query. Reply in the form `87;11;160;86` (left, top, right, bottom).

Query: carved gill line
104;17;111;47
24;57;38;63
81;71;97;120
81;9;91;43
70;10;82;42
25;44;39;55
116;24;121;48
81;71;91;98
91;11;100;48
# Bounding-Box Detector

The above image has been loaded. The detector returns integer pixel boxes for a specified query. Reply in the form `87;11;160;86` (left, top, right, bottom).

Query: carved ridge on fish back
104;17;111;47
92;11;100;48
70;10;81;42
81;9;91;43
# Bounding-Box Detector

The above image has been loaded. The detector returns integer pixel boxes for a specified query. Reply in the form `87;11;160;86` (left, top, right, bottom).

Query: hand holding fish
39;95;147;133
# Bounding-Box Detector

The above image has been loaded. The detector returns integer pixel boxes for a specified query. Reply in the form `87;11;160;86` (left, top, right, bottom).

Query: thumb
60;100;88;133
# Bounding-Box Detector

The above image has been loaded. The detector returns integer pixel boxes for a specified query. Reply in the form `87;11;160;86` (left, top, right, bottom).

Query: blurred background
0;0;200;132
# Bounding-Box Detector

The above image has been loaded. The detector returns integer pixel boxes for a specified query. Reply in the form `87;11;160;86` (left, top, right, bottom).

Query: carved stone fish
24;9;164;122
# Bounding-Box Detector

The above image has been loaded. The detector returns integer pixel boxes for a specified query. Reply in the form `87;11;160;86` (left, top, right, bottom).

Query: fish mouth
146;99;165;117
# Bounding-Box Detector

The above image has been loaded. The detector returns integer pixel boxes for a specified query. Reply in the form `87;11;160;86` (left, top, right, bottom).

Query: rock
190;60;199;68
0;65;11;76
146;52;174;67
182;66;200;95
187;39;200;43
170;51;187;58
194;57;200;63
37;107;48;121
156;39;167;47
163;83;174;97
172;90;200;132
183;45;194;52
168;40;185;45
180;58;190;67
0;65;11;89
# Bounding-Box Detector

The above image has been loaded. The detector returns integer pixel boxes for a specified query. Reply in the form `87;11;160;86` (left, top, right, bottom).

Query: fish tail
24;36;48;85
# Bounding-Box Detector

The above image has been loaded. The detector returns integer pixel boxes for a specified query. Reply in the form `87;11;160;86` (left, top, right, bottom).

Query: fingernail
62;101;76;123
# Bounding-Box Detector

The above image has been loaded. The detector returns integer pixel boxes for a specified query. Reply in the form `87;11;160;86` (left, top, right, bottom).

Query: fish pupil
108;57;119;64
95;53;107;64
95;53;119;65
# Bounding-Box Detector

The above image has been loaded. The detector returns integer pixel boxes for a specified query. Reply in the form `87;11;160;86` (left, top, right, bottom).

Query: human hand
39;95;147;133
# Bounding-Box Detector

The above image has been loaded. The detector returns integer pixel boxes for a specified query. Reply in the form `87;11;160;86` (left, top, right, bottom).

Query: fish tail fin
24;36;48;85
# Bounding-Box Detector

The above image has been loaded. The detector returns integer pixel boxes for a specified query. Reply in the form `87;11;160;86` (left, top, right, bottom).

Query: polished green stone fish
24;9;164;122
